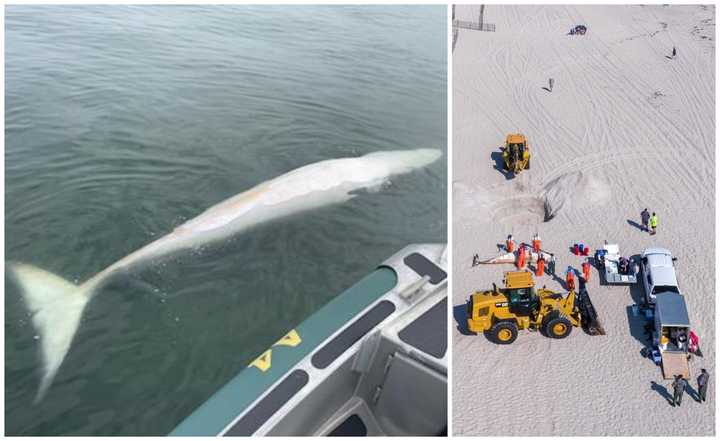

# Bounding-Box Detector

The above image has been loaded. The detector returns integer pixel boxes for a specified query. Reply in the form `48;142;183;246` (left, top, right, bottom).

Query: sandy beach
452;4;714;436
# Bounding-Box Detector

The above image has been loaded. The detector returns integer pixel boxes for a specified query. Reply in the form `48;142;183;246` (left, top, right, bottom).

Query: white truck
640;247;680;305
639;248;695;379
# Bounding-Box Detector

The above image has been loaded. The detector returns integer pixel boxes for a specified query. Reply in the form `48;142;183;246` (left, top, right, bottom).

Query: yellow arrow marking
247;330;301;373
249;349;272;372
274;329;302;347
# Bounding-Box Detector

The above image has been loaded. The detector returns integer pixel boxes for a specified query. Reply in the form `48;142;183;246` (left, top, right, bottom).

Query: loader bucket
577;288;605;335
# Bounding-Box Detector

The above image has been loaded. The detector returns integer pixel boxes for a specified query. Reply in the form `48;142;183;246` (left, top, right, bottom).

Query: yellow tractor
465;271;603;344
501;133;530;175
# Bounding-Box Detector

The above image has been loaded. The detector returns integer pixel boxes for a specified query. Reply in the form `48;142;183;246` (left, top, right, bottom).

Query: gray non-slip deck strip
312;300;396;369
403;253;447;284
398;298;447;358
224;370;309;436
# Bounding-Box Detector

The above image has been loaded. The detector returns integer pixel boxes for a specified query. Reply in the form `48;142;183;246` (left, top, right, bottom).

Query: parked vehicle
500;133;530;176
465;270;603;344
639;247;679;305
595;243;637;284
653;293;691;379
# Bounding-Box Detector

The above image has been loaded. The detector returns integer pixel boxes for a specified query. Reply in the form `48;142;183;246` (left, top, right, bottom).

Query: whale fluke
11;263;90;403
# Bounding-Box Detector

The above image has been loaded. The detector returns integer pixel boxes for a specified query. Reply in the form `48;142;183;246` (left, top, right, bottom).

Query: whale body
10;148;442;402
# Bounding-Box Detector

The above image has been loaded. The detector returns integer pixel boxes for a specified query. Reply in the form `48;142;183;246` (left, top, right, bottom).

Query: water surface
5;5;446;435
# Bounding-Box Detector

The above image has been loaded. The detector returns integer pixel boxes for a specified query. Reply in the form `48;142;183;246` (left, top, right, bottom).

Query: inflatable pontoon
170;244;447;436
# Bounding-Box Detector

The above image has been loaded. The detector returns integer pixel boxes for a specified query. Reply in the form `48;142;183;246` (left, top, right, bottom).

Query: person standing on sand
547;254;556;275
697;369;710;403
582;260;591;282
565;266;575;291
641;208;650;232
672;375;686;407
650;212;658;235
506;234;515;253
672;46;677;58
535;255;546;277
548;78;554;92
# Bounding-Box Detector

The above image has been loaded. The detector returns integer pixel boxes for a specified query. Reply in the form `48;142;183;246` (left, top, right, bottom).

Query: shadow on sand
626;260;654;348
626;305;653;348
686;383;702;402
628;257;645;304
650;381;674;405
490;151;513;180
453;303;475;336
626;219;646;232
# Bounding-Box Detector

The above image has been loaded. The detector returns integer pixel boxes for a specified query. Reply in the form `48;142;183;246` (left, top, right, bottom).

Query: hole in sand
490;195;555;225
455;171;607;226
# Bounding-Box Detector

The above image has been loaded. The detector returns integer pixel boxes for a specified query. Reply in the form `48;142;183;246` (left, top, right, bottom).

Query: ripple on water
5;5;446;435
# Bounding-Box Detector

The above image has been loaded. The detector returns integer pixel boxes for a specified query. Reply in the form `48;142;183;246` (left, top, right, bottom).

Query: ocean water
5;5;446;435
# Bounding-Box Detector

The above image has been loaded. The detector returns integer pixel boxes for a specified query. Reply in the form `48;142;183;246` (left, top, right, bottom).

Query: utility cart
595;243;637;284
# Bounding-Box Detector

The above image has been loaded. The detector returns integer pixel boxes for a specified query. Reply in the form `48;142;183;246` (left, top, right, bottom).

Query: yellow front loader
501;133;530;176
466;271;603;344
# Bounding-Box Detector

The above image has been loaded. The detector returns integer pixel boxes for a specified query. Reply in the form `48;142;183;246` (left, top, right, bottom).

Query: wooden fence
453;19;496;32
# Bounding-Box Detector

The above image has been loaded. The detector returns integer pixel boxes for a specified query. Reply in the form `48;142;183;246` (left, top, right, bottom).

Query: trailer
654;292;691;379
595;243;637;284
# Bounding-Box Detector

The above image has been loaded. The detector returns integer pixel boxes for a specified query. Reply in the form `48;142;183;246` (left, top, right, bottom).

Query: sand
452;5;715;436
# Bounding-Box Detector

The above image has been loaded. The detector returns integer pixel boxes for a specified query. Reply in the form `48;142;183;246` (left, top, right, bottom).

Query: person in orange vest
532;233;541;253
506;234;515;253
582;260;591;282
535;255;545;277
566;266;576;291
516;244;526;269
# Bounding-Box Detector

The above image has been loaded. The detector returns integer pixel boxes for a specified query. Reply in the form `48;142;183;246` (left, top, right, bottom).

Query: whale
10;148;442;402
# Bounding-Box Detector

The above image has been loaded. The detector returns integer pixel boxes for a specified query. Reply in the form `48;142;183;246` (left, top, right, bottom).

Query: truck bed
661;351;690;380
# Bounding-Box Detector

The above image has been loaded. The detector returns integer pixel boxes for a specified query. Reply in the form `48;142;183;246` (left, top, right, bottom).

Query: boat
170;244;447;436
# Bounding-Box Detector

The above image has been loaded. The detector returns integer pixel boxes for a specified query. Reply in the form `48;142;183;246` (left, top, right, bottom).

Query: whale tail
10;263;90;402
